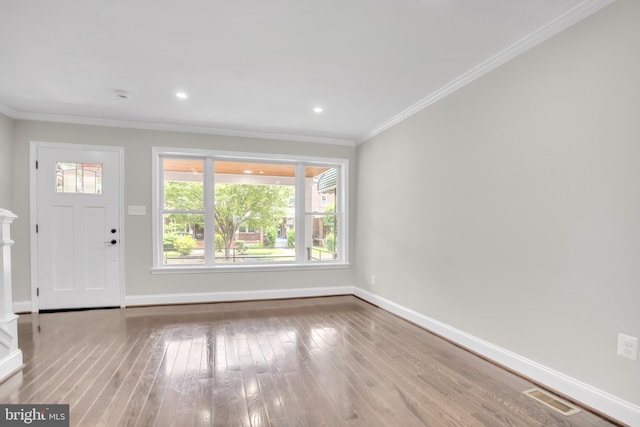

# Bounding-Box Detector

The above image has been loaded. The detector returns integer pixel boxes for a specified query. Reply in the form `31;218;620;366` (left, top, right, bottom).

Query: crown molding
7;110;356;147
0;103;18;118
357;0;617;145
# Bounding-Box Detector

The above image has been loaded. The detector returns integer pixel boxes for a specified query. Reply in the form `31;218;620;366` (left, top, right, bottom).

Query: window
237;225;257;233
56;162;103;194
161;158;204;265
152;148;348;270
307;166;338;261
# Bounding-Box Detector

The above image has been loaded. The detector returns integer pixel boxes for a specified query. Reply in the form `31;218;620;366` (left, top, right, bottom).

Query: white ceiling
0;0;613;145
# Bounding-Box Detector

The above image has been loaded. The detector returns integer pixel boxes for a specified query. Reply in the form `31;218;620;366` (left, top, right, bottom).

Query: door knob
105;239;117;245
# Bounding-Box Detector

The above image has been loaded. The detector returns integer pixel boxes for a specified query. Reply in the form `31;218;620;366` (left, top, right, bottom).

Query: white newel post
0;209;23;382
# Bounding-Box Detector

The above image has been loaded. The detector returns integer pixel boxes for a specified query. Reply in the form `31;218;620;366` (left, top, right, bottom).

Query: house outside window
152;148;348;271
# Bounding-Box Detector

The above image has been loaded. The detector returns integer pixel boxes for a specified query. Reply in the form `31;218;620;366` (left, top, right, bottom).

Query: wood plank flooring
0;296;618;426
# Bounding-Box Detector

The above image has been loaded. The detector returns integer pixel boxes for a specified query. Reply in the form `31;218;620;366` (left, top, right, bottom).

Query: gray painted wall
11;120;355;302
355;0;639;406
0;114;14;208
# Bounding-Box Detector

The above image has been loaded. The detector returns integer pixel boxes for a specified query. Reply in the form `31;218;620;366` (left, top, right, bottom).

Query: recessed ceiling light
313;106;323;113
243;170;253;174
176;91;188;99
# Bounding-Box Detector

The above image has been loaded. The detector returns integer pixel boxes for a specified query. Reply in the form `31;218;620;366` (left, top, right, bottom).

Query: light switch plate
128;205;146;216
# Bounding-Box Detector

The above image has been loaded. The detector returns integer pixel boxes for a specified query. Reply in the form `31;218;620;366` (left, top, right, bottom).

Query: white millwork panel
0;209;24;382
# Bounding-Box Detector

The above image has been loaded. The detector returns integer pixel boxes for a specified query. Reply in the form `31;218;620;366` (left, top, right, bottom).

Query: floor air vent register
523;388;582;416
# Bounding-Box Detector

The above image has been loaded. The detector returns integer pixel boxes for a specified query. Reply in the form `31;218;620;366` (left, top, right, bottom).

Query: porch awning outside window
317;168;337;193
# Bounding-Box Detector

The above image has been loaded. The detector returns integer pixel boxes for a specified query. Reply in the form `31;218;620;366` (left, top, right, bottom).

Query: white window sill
151;262;351;274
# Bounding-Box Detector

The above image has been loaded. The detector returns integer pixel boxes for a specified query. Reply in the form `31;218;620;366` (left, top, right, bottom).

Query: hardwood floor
0;296;618;426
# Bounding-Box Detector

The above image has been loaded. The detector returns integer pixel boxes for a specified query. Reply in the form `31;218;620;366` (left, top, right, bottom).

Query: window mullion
338;163;347;262
295;163;306;262
204;158;215;265
154;154;164;267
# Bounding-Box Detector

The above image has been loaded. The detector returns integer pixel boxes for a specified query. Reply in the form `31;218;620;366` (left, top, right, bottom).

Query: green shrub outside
215;234;224;252
235;240;247;254
163;233;178;249
175;234;197;256
287;230;295;248
326;232;335;253
265;229;277;248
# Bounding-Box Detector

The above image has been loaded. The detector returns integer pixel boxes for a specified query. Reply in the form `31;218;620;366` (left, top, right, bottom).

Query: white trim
29;141;126;311
12;301;31;314
357;0;617;144
9;112;355;147
0;103;17;118
124;286;353;307
117;147;126;308
338;161;349;261
151;262;350;275
353;287;640;427
154;146;350;165
151;150;162;269
0;350;23;384
294;163;306;261
29;144;38;313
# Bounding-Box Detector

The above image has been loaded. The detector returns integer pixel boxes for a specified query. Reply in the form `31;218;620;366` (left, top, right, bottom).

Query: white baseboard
12;301;31;314
353;286;640;427
125;286;353;307
0;350;23;384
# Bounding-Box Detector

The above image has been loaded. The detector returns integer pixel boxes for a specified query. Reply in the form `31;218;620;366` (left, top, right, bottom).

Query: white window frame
151;147;349;273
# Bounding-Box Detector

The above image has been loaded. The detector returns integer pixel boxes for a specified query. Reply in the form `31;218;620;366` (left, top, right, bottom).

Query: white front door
35;144;123;310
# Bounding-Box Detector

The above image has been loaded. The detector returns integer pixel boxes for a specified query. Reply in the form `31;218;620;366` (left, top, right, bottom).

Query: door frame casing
29;141;126;312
